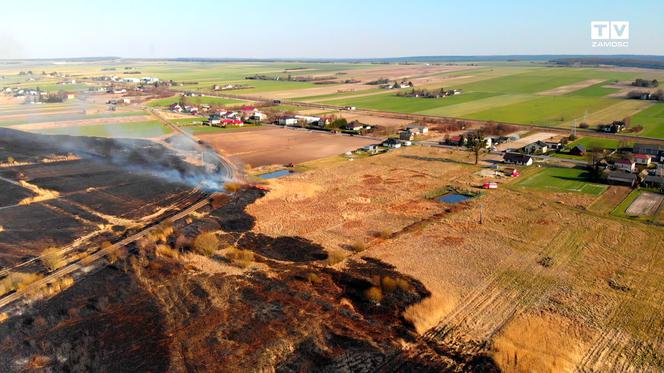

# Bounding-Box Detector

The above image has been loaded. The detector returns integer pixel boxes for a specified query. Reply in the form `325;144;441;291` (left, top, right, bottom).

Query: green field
32;121;171;138
631;103;664;138
516;167;607;195
464;96;616;126
566;82;620;97
324;91;498;113
147;95;246;107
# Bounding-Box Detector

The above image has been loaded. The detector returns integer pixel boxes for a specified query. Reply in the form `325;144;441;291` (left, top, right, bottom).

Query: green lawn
323;91;498;114
631;103;664;138
464;96;616;126
567;136;631;151
516;167;607;195
147;95;246;107
32;121;171;138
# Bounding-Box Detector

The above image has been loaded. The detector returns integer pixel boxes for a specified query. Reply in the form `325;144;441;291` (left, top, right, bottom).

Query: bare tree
465;130;487;165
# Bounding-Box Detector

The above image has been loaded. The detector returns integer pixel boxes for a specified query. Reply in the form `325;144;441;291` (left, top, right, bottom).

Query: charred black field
0;128;217;268
0;185;496;372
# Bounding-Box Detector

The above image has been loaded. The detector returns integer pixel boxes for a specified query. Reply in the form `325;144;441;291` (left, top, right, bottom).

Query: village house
170;103;183;113
643;175;664;189
503;152;533;166
607;170;638;187
614;158;636;173
446;135;467;146
633;143;664;162
598;121;625;133
399;131;415;141
278;116;298;126
569;145;586;156
294;115;322;126
382;138;401;149
405;124;429;135
522;141;548;154
634;154;652;166
544;139;564;151
343;121;364;131
249;111;267;121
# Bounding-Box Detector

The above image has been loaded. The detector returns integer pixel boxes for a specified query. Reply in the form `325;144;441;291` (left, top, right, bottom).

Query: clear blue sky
0;0;662;59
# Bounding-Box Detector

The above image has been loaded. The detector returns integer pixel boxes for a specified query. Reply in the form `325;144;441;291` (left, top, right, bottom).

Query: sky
0;0;662;59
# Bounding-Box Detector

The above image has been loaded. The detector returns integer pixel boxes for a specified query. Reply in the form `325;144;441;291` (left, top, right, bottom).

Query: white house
278;116;298;126
634;154;652;166
615;159;636;173
250;111;267;121
294;115;321;125
406;125;429;134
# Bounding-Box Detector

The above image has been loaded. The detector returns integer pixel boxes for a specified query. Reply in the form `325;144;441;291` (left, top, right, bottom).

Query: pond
257;169;296;179
436;193;474;204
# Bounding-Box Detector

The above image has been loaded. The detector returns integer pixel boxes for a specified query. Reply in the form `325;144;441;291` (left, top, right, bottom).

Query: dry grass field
246;146;664;372
199;126;376;167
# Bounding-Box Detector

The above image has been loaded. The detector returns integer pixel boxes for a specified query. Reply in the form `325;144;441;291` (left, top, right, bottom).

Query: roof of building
615;158;635;165
634;154;652;159
607;171;637;181
503;152;532;162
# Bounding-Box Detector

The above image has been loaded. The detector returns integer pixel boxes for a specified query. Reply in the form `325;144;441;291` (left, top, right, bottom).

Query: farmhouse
170;103;183;113
598;121;625;133
446;135;466;146
544;140;564;151
522;141;548;154
569;145;586;156
633;143;663;157
399;131;415;141
607;170;638;187
634;154;652;166
343;121;364;131
503;152;533;166
405;125;429;134
615;158;636;173
294;115;322;126
643;175;664;188
382;138;401;149
249;111;267;121
278;116;298;126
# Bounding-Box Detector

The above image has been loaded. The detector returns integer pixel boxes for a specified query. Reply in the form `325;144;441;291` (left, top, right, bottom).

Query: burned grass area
0;128;216;268
0;266;170;373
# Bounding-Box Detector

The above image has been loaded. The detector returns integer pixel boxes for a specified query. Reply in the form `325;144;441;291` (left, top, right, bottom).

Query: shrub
349;241;367;253
106;246;128;264
364;286;383;304
174;234;192;251
0;272;43;295
155;244;179;260
326;249;347;265
7;156;15;164
41;247;65;272
225;247;254;267
193;232;219;256
579;122;589;129
306;273;322;284
381;276;397;293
